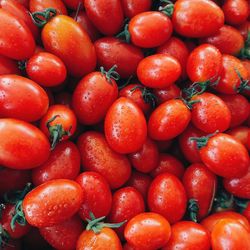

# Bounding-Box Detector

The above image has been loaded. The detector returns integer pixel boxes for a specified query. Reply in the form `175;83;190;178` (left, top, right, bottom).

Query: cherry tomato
23;179;84;227
228;126;250;150
148;173;187;224
172;0;224;37
104;97;147;154
77;131;131;189
129;11;173;48
29;0;67;14
62;0;82;10
121;0;152;18
0;55;20;75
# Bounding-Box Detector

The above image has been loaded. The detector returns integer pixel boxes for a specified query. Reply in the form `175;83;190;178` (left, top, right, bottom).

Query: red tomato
137;54;181;89
124;212;171;250
148;99;191;140
0;119;50;169
94;37;144;78
76;171;112;220
122;0;151;18
129;11;173;48
42;15;96;77
0;55;20;75
29;0;67;14
84;0;124;36
123;243;140;250
23;179;84;227
191;92;231;133
0;75;49;122
0;9;35;60
77;131;131;189
150;153;185;179
109;187;145;239
39;215;84;250
26;52;67;87
32;141;80;186
228;126;250;150
148;173;187;224
162;221;211;250
61;0;81;10
172;0;224;37
72;70;118;125
104;97;147;154
238;21;250;40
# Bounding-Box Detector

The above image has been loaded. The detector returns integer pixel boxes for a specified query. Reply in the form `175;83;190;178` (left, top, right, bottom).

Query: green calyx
116;24;130;43
30;8;57;28
159;0;174;17
234;197;249;213
190;130;219;149
186;199;199;223
18;60;27;71
100;65;120;83
86;212;126;234
213;188;234;212
234;68;250;93
239;31;250;60
10;201;26;231
0;224;10;249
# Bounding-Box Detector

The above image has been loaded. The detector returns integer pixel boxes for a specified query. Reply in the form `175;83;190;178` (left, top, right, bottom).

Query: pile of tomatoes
0;0;250;249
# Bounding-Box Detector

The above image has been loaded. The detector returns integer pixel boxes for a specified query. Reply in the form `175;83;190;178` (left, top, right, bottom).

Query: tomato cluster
0;0;250;249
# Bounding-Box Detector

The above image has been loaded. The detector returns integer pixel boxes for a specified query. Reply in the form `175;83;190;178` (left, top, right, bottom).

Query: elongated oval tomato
228;126;250;150
23;179;84;227
84;0;124;36
0;75;49;122
0;119;50;169
121;0;152;18
42;15;96;77
0;9;35;60
105;97;147;154
172;0;224;38
0;55;20;75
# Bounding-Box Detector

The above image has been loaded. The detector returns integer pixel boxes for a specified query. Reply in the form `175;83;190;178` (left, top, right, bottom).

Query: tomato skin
94;37;144;79
199;133;249;178
148;99;191;140
162;221;211;250
76;171;112;220
137;54;181;89
39;215;84;250
105;97;147;154
23;179;84;227
0;55;20;75
0;119;50;169
148;173;187;224
228;126;250;150
42;15;96;78
77;131;131;189
186;44;222;82
124;212;171;250
84;0;124;36
211;219;250;250
129;11;173;48
32;141;80;186
72;71;118;125
238;21;250;40
201;25;244;55
109;187;145;239
0;9;35;60
172;0;224;38
29;0;67;14
0;75;49;122
191;92;231;133
121;0;151;18
62;0;82;10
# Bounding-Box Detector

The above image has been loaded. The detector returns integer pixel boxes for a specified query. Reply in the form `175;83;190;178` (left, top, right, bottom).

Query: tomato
162;221;211;250
196;133;249;178
0;55;20;75
190;92;231;133
109;187;145;239
186;44;222;82
76;171;112;220
39;215;83;250
72;69;118;125
0;75;49;122
157;36;190;79
123;243;140;250
29;0;67;14
23;179;84;227
201;25;244;55
0;9;35;60
104;97;147;154
94;37;144;79
222;0;249;25
84;0;124;36
137;54;181;89
0;119;50;169
148;99;191;140
40;105;77;149
129;11;173;48
26;52;67;87
211;219;250;249
228;126;250;150
32;141;80;186
243;203;250;223
238;21;250;40
183;163;217;221
62;0;82;10
223;167;250;199
41;14;96;77
148;173;187;224
124;212;171;250
172;0;224;38
77;131;131;189
150;153;185;179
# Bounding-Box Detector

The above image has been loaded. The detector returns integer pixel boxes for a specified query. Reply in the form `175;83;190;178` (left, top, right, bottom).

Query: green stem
159;0;174;17
187;199;199;223
116;24;130;43
10;201;26;231
30;8;57;28
0;225;10;249
190;131;219;149
100;65;120;83
234;68;250;93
